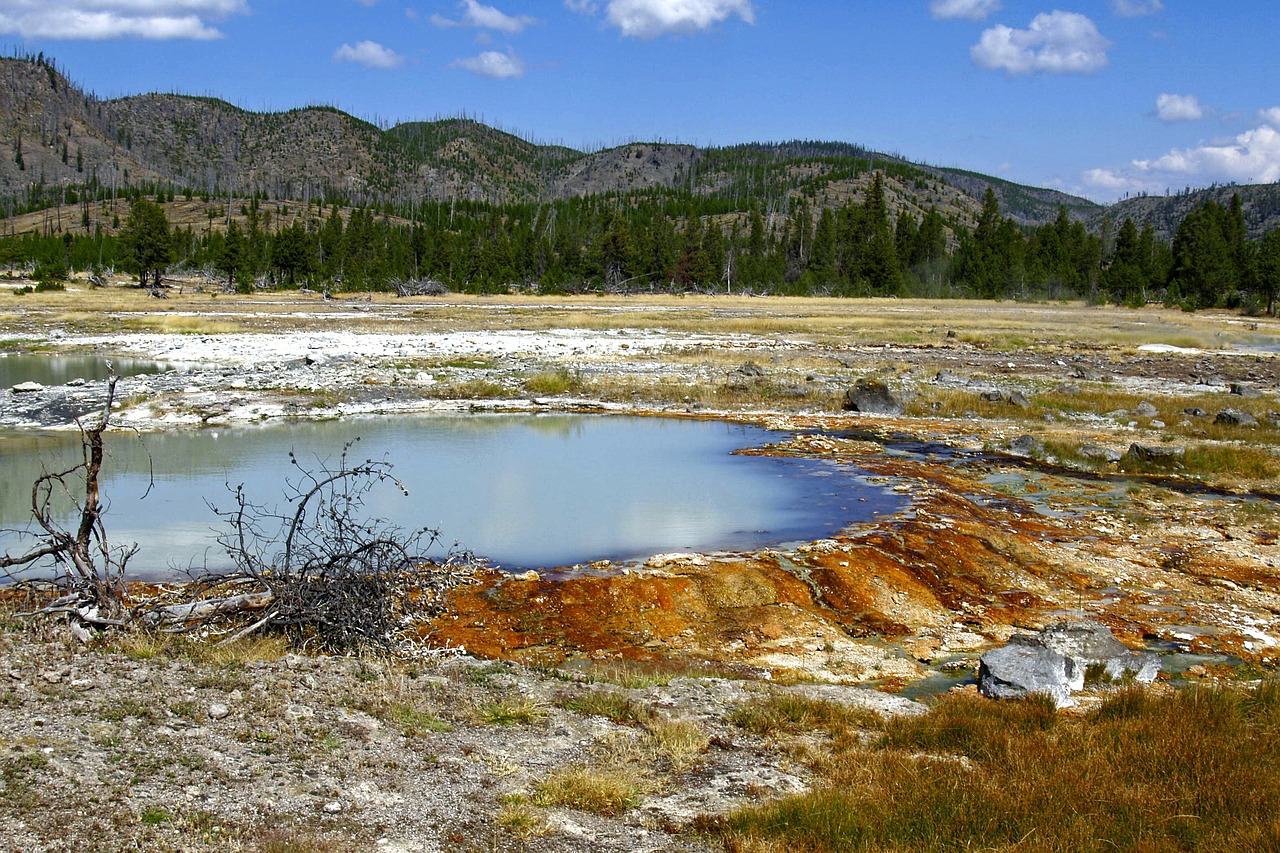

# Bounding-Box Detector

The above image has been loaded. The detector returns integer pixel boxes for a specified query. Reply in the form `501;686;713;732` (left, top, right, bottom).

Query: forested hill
1097;185;1280;244
1;53;1097;230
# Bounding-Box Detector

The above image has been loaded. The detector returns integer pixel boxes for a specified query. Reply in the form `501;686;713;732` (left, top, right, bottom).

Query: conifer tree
1255;228;1280;316
217;219;244;292
121;196;173;288
807;206;838;285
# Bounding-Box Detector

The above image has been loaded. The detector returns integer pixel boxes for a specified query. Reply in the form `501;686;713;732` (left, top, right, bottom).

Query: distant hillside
933;168;1100;226
0;54;1110;234
1096;184;1280;242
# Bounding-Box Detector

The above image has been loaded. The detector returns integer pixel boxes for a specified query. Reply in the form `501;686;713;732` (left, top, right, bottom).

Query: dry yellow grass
729;684;1280;853
643;716;710;773
531;765;646;816
2;286;1267;351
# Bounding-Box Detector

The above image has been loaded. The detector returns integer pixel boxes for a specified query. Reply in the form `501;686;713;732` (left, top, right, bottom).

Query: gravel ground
0;618;921;853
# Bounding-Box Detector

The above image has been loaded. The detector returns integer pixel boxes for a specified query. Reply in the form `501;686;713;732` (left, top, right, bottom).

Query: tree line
3;178;1278;313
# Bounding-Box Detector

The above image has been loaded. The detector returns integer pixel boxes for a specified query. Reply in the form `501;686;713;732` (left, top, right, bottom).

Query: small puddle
1;414;905;579
895;668;977;701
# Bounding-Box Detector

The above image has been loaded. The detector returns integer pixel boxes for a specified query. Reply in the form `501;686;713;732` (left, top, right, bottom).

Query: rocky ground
2;285;1280;850
0;613;921;853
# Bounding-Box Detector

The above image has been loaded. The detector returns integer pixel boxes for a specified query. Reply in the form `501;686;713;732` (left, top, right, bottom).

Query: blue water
0;414;902;578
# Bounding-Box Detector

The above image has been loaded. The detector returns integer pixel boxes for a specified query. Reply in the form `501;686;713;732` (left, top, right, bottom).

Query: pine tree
1255;228;1280;316
913;206;947;266
702;220;727;291
894;210;919;270
784;199;811;286
597;209;635;289
807;206;838;285
217;219;244;292
858;172;900;294
121;197;173;289
1169;201;1235;308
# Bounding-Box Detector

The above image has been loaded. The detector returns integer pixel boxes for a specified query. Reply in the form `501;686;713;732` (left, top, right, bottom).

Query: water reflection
0;354;169;388
0;415;902;578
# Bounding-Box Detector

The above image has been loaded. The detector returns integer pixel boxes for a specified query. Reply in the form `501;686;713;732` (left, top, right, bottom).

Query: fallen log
141;590;275;625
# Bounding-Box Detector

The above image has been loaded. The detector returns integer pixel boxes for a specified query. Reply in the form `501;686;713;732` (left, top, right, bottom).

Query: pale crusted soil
0;622;919;853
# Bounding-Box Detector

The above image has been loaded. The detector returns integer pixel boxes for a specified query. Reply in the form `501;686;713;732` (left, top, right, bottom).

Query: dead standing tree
1;376;135;627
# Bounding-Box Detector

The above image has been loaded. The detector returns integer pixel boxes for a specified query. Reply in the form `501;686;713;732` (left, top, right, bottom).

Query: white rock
207;703;231;720
11;381;44;393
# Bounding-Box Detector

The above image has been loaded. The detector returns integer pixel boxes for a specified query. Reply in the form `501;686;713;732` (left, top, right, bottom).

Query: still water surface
0;354;169;388
0;414;901;577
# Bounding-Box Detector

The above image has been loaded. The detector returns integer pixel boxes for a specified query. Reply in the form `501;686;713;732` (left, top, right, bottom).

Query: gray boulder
978;636;1079;707
1215;408;1259;427
1230;383;1262;399
844;379;904;416
737;361;766;377
979;621;1160;707
1006;435;1045;458
1079;444;1122;463
1037;621;1159;683
1133;401;1159;419
1125;443;1185;464
1183;407;1208;418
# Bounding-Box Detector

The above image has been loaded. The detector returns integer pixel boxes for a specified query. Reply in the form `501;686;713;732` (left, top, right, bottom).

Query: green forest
5;174;1279;315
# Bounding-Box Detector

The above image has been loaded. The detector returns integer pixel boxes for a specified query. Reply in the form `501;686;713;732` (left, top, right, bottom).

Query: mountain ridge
2;54;1277;240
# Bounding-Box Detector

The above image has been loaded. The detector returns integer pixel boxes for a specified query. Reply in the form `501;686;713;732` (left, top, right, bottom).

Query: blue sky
2;0;1277;203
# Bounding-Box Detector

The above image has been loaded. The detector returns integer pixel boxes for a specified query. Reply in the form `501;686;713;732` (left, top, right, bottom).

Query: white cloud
1082;167;1133;192
972;11;1111;75
564;0;598;12
432;0;536;33
1084;114;1280;199
593;0;755;39
1134;124;1280;185
1110;0;1162;17
929;0;1000;22
0;0;247;40
333;40;405;69
1156;93;1204;123
451;48;526;78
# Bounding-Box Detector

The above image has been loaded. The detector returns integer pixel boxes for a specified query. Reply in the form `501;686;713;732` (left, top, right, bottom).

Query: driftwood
142;590;276;626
